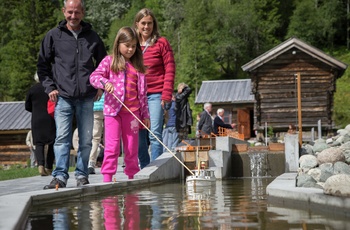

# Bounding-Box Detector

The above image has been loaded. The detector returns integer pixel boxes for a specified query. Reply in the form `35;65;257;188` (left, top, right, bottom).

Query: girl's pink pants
102;111;140;182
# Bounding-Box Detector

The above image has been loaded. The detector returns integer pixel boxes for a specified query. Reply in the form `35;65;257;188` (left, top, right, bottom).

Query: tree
287;0;345;51
84;0;131;50
0;0;60;101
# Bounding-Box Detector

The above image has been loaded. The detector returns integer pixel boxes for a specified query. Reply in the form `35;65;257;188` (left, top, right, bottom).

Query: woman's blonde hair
133;8;160;46
111;27;146;73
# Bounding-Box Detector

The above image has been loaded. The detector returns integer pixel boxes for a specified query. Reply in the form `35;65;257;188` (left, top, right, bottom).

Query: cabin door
237;109;250;139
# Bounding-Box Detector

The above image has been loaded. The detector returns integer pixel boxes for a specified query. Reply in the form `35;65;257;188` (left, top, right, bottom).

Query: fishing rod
100;81;194;176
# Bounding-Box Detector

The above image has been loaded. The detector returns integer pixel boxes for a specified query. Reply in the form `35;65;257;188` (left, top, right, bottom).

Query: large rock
299;154;318;172
312;141;328;153
333;161;350;175
307;168;321;182
319;163;334;182
324;174;350;197
302;144;314;155
339;142;350;151
317;147;345;165
336;129;348;136
344;150;350;164
343;134;350;143
344;124;350;132
296;174;318;188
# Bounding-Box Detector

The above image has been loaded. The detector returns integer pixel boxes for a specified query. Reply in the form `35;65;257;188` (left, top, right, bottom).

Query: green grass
0;166;39;181
0;166;75;181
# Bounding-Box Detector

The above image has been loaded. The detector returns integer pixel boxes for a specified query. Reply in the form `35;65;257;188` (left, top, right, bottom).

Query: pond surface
25;178;349;229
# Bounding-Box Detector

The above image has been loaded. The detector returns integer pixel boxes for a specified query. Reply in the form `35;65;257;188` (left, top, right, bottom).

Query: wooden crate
268;143;285;151
182;150;209;162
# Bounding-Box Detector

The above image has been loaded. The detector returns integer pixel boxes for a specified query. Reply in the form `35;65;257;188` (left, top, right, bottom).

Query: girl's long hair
133;8;160;46
111;27;146;73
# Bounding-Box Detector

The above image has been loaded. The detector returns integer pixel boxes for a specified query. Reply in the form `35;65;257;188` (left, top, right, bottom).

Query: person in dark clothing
198;103;213;136
213;108;236;134
37;0;107;189
175;83;193;141
162;93;179;152
25;73;56;176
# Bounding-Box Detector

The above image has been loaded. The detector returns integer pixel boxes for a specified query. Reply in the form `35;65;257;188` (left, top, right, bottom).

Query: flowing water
25;178;349;229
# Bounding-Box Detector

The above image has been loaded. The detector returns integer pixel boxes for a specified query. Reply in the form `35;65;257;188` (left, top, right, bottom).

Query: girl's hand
105;82;114;94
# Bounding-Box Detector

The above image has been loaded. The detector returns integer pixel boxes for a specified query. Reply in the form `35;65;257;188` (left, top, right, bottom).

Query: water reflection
26;178;350;229
102;194;139;230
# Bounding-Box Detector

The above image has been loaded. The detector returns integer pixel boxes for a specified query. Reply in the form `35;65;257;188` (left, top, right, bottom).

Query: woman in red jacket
134;8;176;168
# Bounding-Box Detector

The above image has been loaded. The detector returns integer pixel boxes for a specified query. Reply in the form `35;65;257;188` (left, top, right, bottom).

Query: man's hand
49;90;59;102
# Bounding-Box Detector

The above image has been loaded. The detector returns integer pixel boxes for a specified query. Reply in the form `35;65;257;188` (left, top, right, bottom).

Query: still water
26;178;349;229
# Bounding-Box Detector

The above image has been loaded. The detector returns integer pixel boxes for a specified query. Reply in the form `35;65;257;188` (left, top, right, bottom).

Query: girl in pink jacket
90;27;150;182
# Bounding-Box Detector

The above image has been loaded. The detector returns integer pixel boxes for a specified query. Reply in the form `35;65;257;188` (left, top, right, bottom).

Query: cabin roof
195;79;255;104
0;102;31;131
241;37;348;76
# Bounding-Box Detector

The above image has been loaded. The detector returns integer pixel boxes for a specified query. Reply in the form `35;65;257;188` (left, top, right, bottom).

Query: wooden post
297;72;302;145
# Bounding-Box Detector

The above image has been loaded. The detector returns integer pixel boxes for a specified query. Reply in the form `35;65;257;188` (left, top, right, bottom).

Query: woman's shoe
45;168;52;175
38;166;48;176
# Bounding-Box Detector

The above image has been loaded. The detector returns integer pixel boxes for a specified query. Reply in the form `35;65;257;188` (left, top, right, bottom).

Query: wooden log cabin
0;102;31;165
241;37;347;134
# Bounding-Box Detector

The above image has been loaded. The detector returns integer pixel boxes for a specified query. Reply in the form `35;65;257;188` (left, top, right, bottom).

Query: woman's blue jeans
52;96;94;183
138;93;164;168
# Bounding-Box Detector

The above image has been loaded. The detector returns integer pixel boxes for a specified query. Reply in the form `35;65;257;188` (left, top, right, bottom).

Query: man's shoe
88;167;95;174
77;177;90;187
43;178;66;190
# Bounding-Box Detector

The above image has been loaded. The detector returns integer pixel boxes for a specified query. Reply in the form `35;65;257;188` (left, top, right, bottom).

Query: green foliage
333;50;350;128
85;0;131;50
1;0;350;131
0;0;60;101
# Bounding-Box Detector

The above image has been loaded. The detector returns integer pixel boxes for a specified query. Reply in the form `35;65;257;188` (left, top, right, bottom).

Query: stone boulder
312;141;328;153
302;144;314;155
333;161;350;175
299;154;318;172
307;168;321;182
296;174;319;188
343;150;350;164
319;163;334;182
336;129;348;136
343;134;350;143
317;147;345;165
344;124;350;132
324;174;350;197
339;142;350;151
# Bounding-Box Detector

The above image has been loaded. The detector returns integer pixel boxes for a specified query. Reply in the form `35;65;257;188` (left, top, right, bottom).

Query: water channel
25;177;349;229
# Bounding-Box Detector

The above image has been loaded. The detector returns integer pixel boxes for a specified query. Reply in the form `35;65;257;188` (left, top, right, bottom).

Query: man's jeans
52;96;94;183
138;93;164;168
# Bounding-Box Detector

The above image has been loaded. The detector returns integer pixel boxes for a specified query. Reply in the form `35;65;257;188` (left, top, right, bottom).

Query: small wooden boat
185;138;216;187
186;169;216;187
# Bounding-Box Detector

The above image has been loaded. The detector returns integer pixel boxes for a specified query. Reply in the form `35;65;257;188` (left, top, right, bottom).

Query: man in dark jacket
198;103;213;136
213;108;236;134
37;0;107;189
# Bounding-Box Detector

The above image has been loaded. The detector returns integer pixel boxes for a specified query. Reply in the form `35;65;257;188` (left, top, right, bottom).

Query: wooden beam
297;72;303;145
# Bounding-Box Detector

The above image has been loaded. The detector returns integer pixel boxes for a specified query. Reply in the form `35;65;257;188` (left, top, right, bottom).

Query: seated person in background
213;108;236;134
